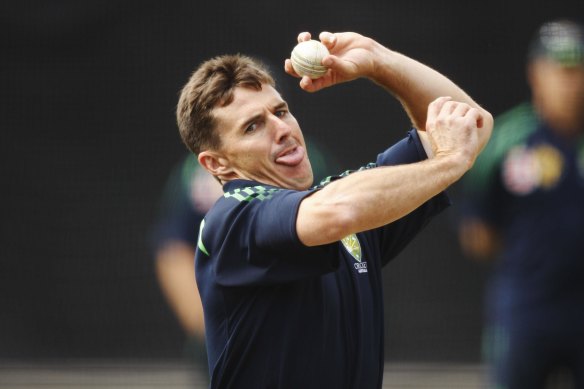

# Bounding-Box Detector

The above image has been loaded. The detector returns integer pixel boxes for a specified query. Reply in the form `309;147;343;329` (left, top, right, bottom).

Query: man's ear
198;150;233;178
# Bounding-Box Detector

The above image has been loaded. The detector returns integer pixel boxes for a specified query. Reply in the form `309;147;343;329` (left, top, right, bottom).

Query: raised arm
296;96;491;246
285;31;493;135
289;31;493;246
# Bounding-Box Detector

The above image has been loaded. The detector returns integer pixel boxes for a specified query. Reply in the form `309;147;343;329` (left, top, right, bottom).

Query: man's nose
272;116;292;143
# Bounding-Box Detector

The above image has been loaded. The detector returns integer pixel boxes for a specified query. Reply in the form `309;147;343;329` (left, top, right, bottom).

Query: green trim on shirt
465;103;538;192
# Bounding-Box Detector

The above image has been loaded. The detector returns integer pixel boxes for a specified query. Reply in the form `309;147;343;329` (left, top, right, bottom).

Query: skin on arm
285;31;493;134
297;97;489;246
155;241;205;339
286;32;493;246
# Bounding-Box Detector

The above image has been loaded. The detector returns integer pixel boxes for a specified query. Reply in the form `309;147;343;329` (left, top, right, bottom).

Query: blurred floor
0;360;486;388
384;363;486;388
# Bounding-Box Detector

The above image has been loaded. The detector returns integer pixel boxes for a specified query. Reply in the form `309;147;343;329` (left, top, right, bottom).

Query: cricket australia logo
341;234;367;273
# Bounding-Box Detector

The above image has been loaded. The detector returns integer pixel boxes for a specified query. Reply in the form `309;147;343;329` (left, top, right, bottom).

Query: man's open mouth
275;146;305;166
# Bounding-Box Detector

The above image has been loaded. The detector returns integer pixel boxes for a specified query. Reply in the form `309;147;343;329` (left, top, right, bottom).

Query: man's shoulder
464;103;539;190
483;102;539;163
313;163;378;190
494;102;538;137
205;180;306;224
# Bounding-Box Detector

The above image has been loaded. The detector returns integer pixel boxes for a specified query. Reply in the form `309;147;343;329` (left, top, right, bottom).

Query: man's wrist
368;46;401;88
415;130;434;158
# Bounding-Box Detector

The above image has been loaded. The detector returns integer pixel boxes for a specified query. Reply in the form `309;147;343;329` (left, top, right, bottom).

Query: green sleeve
464;102;538;194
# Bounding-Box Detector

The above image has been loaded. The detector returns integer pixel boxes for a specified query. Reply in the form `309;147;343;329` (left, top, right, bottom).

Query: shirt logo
502;144;564;195
341;234;367;273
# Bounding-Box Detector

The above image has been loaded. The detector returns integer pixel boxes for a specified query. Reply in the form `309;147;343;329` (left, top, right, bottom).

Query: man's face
530;59;584;133
210;85;314;190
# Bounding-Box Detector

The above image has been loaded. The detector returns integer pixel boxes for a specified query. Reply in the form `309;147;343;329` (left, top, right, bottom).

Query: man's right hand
284;31;379;93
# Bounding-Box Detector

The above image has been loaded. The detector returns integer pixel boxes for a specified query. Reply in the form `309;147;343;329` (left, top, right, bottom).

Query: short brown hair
176;54;275;155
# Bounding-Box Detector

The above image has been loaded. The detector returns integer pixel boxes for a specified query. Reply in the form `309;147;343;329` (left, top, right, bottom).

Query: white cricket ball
290;39;330;79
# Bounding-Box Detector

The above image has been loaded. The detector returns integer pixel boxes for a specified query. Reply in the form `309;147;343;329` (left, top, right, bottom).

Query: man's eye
245;123;257;133
275;110;288;118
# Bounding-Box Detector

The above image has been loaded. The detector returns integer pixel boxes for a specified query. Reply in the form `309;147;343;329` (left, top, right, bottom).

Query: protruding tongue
276;146;305;166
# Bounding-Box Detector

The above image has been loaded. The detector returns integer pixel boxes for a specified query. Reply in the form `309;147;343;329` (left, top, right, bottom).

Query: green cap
528;20;584;67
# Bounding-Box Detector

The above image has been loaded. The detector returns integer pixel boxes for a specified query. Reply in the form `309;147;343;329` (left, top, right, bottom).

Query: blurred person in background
458;19;584;389
151;156;221;377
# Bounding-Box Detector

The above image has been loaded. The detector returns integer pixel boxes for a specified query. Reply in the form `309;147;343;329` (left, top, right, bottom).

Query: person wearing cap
458;19;584;389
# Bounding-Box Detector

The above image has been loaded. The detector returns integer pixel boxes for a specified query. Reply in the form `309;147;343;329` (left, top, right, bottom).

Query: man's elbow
480;109;494;145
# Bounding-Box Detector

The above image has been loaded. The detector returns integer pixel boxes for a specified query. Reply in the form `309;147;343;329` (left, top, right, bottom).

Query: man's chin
287;171;314;191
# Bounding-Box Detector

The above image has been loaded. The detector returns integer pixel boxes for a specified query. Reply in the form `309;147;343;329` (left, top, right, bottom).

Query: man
177;31;493;388
458;20;584;388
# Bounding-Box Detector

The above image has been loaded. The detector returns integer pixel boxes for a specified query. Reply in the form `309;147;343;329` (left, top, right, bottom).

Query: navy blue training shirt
196;129;450;388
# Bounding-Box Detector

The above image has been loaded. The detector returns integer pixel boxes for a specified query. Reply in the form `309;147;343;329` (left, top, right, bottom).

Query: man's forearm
297;154;463;247
368;44;485;131
297;96;491;247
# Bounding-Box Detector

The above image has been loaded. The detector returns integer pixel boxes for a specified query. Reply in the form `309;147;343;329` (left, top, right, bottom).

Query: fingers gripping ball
290;40;330;79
